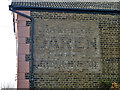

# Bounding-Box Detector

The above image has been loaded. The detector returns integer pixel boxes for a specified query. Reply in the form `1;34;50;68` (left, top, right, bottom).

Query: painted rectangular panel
34;19;101;73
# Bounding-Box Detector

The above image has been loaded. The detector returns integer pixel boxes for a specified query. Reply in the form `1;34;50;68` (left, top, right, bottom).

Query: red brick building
13;11;31;88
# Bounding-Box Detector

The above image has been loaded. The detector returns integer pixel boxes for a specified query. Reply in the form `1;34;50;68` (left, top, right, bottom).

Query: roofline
9;5;120;14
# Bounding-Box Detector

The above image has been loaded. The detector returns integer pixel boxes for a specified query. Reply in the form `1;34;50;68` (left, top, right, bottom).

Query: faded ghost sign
34;19;101;72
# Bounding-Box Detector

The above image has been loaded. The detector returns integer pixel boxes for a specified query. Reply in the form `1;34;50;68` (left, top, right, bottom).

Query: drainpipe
9;6;34;89
13;13;15;33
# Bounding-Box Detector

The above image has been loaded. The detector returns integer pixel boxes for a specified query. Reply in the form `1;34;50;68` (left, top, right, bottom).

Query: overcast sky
0;0;17;88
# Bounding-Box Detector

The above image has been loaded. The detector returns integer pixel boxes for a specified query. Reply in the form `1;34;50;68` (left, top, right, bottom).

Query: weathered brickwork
30;11;120;88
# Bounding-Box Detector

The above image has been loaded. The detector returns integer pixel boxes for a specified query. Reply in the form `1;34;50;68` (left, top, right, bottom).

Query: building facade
9;1;120;89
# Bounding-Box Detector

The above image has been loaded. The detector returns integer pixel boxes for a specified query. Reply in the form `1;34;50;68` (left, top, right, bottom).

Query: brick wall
30;11;120;88
15;11;31;88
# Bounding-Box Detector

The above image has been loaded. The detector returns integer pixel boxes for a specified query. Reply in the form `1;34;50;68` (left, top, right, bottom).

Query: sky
0;0;17;88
